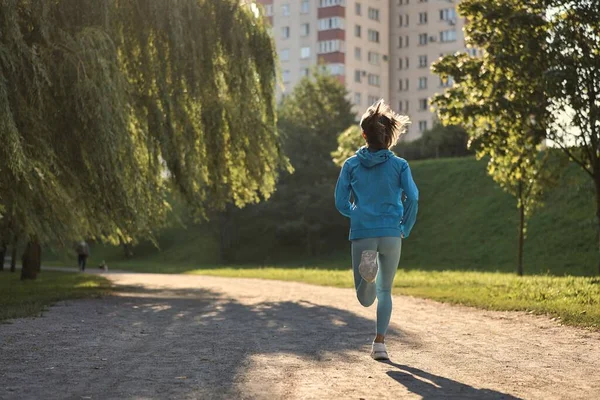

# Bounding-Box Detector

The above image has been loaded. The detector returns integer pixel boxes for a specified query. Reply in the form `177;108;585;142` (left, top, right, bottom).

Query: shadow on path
383;361;522;400
2;282;419;399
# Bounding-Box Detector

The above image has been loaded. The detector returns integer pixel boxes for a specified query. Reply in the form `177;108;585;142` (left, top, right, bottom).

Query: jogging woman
335;99;419;361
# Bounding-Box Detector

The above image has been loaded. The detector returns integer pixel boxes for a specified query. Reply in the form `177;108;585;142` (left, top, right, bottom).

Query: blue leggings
352;237;402;335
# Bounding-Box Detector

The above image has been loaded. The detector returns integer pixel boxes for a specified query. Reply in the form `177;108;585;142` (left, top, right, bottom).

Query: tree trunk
21;240;41;280
517;184;525;277
0;241;6;271
594;176;600;275
10;240;17;273
218;205;235;264
123;243;134;258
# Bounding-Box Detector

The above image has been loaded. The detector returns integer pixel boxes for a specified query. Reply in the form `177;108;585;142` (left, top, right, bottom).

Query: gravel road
1;271;599;399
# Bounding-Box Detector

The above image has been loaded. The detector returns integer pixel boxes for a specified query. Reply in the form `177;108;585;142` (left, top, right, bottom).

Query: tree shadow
383;361;522;400
1;283;420;399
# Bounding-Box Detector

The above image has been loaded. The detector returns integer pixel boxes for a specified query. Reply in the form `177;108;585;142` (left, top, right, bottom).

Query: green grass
0;271;112;322
39;156;600;328
186;267;600;329
46;156;598;276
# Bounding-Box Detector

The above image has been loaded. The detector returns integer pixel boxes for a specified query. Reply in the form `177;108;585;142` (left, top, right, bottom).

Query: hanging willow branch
0;0;287;246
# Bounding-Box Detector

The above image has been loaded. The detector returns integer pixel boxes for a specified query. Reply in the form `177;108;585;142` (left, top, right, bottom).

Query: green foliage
331;123;472;167
331;125;363;167
431;0;560;273
56;157;598;277
395;124;472;161
0;271;111;321
0;0;285;250
224;71;355;259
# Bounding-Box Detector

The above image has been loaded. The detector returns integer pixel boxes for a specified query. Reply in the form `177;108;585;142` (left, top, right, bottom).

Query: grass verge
187;267;600;329
0;270;112;322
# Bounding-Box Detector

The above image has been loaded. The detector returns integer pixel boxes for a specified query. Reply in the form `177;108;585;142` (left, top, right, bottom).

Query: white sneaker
371;342;389;360
358;250;378;283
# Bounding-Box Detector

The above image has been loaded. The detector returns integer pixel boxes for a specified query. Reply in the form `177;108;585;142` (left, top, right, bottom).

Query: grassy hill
47;156;598;276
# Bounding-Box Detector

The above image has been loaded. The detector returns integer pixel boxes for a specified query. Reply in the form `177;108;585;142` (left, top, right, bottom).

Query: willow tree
0;0;286;279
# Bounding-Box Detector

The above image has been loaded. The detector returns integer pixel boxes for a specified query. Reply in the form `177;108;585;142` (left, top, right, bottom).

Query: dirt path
1;271;599;400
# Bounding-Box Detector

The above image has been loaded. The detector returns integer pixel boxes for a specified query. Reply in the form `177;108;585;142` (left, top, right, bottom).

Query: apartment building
258;0;472;141
390;0;470;141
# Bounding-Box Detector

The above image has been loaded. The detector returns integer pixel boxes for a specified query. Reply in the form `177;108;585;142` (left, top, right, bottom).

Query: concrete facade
257;0;475;140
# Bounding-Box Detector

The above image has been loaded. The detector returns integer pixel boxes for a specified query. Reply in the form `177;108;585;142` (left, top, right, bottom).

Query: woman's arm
400;162;419;237
335;162;353;218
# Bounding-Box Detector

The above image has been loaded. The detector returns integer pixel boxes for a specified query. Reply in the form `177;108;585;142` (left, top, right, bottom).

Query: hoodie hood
356;146;394;168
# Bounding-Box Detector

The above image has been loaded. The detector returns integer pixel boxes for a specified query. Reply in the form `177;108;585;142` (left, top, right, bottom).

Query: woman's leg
374;237;402;340
351;238;378;307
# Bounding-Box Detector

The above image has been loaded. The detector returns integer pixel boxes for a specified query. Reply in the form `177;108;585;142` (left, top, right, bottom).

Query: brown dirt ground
1;271;599;399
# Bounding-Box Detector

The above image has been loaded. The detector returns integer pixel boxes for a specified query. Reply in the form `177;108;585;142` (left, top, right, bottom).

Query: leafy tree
332;126;363;167
431;0;558;275
332;122;471;166
230;71;355;260
543;0;600;274
0;0;285;279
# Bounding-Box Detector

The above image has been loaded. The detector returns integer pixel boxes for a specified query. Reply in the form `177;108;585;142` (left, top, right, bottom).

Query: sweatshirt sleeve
335;161;353;218
399;161;419;238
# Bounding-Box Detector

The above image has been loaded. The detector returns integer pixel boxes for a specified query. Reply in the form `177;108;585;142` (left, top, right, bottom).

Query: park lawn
0;271;112;322
186;267;600;329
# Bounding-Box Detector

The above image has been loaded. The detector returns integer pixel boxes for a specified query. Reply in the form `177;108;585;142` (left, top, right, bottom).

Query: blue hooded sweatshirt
335;147;419;241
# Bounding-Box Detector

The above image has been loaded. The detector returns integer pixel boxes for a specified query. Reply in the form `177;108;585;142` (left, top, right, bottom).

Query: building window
319;0;345;7
368;74;380;87
418;12;428;24
301;0;310;14
399;35;410;48
318;40;345;53
419;120;428;132
419;98;428;110
319;17;345;31
355;25;361;37
398;79;404;91
418;33;428;45
368;51;380;65
368;7;380;21
280;49;290;61
301;47;311;59
354;92;362;105
398;101;403;112
418;77;428;89
418;55;428;68
301;68;310;77
398;14;409;27
368;29;380;43
440;76;454;87
398;0;410;5
405;57;410;69
398;58;403;70
368;95;379;105
355;70;362;83
282;4;290;16
440;30;457;42
355;2;361;15
418;0;428;3
282;26;290;39
265;4;273;16
405;100;409;112
405;78;409;90
326;63;345;75
301;23;310;36
355;47;362;60
440;8;457;21
283;70;291;83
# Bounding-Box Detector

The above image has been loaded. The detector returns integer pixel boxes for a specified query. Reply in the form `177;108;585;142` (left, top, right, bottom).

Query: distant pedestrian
76;241;90;271
335;99;419;361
